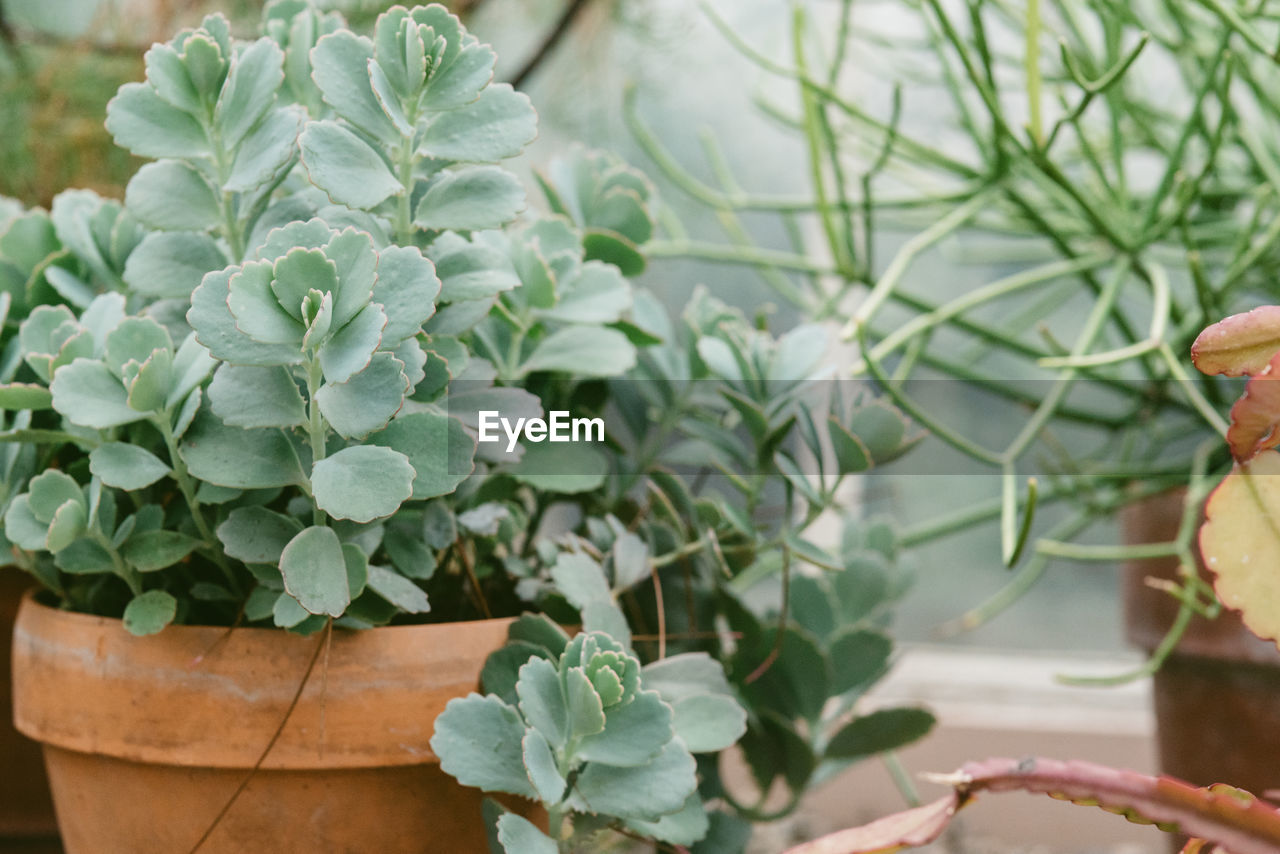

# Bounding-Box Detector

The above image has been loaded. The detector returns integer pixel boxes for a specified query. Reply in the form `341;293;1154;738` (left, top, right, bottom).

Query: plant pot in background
12;593;523;854
0;573;57;841
1122;491;1280;800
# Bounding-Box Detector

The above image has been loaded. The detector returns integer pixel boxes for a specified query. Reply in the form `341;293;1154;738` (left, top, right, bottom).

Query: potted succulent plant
0;2;934;852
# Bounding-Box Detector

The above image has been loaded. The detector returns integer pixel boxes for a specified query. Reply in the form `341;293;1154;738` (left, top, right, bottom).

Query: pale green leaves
111;18;297;199
418;85;536;163
125;161;220;231
190;224;436;378
106;83;210;159
89;444;171;490
299;121;401;209
123;590;178;636
431;694;536;798
4;471;88;553
279;525;348;616
301;4;533;230
47;317;212;429
311;445;414;522
415;167;526;231
180;409;307;489
520;326;637;378
433;631;726;839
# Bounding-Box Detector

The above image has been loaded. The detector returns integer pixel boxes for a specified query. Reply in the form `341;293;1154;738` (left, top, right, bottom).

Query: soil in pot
12;593;532;854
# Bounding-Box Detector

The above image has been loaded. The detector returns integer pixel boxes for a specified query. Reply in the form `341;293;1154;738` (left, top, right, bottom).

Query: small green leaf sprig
298;4;536;245
432;619;746;852
107;12;306;276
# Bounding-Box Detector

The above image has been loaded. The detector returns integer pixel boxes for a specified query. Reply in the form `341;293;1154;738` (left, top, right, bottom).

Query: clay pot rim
12;589;515;770
17;586;506;636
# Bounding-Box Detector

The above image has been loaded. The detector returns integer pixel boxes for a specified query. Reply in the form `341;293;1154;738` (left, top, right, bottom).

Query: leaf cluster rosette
432;620;747;851
298;4;536;243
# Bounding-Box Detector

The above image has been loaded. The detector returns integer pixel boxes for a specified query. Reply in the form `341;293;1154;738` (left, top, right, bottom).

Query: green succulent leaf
122;530;202;572
565;665;606;740
495;813;557;854
365;564;430;613
188;267;304;366
823;707;936;761
46;500;87;553
624;794;710;847
55;538;116;575
520;326;636;377
522;728;566;803
418;83;536;162
300;120;402;209
570;740;698;821
828;628;892;695
310;30;399;142
431;694;536;798
125;160;221;231
50;359;146;428
89;443;171;490
535;261;631;325
317;304;386;384
123;231;228;299
414;166;526;231
550;552;612;610
106;82;210;159
371;245;439;341
667;694;746;754
273;591;313;628
516;656;569;749
123;590;179;636
314;352;408;439
226;104;305;192
208;364;307;429
368;411;473;499
4;497;50;552
310;445;414;522
279;524;349;616
180;408;307;488
216;506;303;564
27;471;84;523
508;442;608;495
214;37;286;148
575;689;673;767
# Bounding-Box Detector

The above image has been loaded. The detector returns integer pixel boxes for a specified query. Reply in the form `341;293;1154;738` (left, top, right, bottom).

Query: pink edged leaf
789;758;1280;854
1193;306;1280;376
782;794;963;854
1199;453;1280;647
1226;351;1280;462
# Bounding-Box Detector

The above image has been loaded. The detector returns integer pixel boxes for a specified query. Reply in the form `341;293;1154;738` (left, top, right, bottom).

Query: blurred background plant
623;0;1280;673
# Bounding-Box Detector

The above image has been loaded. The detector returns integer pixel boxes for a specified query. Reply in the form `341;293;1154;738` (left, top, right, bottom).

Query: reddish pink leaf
1193;306;1280;376
788;758;1280;854
782;794;962;854
1226;351;1280;461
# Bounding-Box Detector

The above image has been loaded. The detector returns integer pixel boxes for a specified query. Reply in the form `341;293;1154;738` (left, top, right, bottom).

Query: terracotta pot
0;573;57;839
12;593;525;854
1122;490;1280;801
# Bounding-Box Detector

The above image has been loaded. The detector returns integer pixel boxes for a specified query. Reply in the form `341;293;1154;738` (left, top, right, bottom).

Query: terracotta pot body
12;593;522;854
0;573;57;838
1123;491;1280;800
